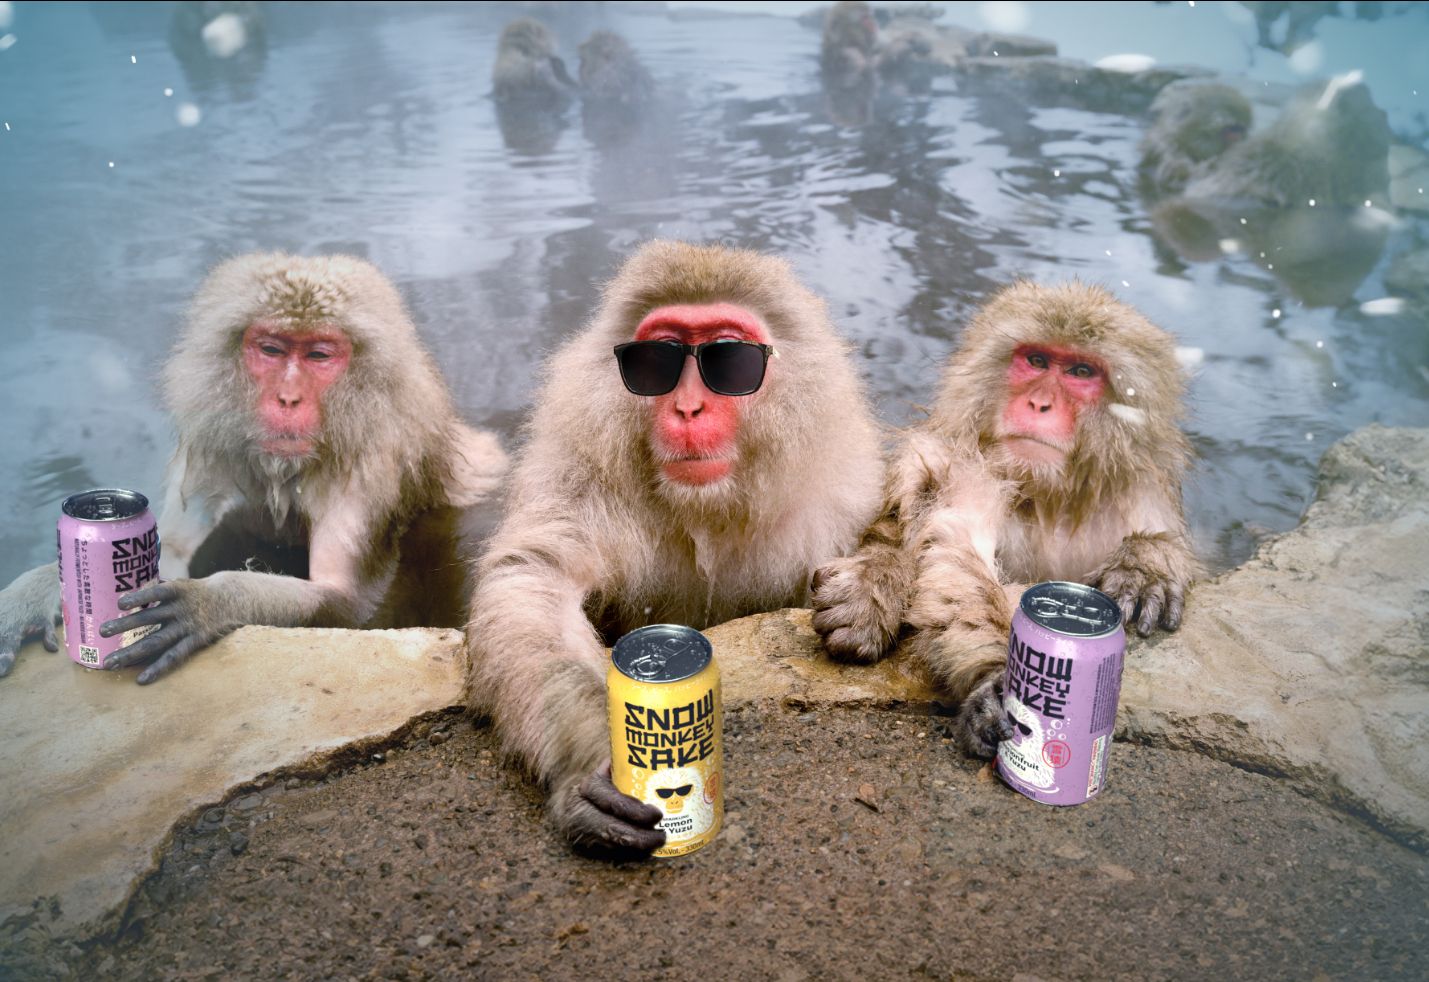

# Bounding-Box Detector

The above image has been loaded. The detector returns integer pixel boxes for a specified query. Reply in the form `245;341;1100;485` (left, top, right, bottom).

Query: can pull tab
93;495;116;518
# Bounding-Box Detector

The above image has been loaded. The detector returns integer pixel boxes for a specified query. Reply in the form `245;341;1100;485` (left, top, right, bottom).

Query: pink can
57;489;160;668
996;581;1126;806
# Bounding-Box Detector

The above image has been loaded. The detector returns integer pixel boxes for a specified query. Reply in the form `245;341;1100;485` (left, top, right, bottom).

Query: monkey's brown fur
465;241;883;849
813;281;1200;758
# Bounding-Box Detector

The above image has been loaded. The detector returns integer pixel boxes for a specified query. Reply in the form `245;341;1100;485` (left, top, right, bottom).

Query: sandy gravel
3;704;1425;981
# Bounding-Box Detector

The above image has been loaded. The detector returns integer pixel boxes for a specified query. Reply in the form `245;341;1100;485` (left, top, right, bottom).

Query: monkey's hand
811;554;906;664
0;564;63;678
98;579;235;685
1090;532;1195;637
549;762;666;856
952;671;1016;760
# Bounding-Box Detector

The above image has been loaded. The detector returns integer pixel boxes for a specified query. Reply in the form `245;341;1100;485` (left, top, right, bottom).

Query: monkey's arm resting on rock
903;458;1020;760
98;500;396;685
812;431;948;663
1090;518;1200;636
0;563;64;678
467;511;664;855
811;504;912;664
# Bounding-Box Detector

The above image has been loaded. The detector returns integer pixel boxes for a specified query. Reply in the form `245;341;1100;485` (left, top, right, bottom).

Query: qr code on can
80;645;99;666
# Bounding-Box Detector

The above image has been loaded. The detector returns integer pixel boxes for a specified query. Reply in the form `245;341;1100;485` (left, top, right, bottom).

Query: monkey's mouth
1002;434;1069;464
258;433;318;457
659;455;735;486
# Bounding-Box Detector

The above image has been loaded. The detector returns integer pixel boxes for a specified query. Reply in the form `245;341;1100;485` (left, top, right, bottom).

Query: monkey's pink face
633;302;771;488
242;323;352;457
999;344;1106;465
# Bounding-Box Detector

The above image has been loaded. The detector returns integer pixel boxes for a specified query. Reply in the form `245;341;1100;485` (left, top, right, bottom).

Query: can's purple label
996;582;1126;806
57;489;160;668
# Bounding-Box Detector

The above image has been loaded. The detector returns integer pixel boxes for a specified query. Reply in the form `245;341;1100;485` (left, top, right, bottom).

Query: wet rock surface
2;706;1424;982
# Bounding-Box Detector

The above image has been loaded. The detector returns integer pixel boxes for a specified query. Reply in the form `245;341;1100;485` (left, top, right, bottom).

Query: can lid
1020;581;1123;638
611;624;712;683
61;489;150;522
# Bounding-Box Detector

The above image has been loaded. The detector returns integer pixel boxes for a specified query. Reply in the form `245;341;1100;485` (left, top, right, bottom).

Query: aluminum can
996;581;1126;805
56;489;160;668
608;624;722;857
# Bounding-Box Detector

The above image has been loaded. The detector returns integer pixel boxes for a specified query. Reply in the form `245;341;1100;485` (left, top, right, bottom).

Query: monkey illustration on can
608;624;722;857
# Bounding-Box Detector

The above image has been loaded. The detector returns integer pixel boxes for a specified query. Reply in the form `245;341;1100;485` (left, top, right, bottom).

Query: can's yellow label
609;659;722;858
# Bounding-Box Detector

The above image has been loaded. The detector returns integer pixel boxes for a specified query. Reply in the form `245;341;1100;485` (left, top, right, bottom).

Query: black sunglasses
656;785;694;798
613;339;774;397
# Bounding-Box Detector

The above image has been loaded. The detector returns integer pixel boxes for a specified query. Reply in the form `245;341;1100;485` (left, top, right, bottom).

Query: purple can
57;489;160;669
996;581;1126;806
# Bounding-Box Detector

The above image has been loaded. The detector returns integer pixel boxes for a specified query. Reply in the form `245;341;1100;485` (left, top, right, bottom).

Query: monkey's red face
242;323;352;457
633;302;771;488
999;344;1106;465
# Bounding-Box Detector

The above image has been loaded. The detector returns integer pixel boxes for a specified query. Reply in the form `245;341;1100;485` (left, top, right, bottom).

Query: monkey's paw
550;763;666;857
811;557;901;664
952;674;1015;760
1091;534;1193;637
0;565;63;679
97;579;228;684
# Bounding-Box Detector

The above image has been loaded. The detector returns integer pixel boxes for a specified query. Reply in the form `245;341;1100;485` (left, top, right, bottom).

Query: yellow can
608;624;723;858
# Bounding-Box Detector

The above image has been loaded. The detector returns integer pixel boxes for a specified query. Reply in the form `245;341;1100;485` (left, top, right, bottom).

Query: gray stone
1385;248;1429;299
0;626;466;937
1119;424;1429;849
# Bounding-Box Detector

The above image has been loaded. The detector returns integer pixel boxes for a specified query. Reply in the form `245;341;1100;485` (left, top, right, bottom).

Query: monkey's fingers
116;582;181;611
579;766;664;829
41;617;60;653
1135;585;1166;637
0;643;15;678
136;634;209;685
99;601;177;639
102;623;184;670
1161;586;1185;632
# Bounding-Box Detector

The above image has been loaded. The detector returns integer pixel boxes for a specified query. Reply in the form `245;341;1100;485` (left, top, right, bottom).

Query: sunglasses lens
656;787;674;798
674;785;692;796
617;342;685;396
700;340;767;395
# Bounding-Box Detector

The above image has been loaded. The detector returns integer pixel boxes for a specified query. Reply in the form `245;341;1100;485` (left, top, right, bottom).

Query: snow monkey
0;253;508;681
466;241;883;853
811;282;1200;759
1143;76;1390;207
492;17;576;111
1139;82;1253;196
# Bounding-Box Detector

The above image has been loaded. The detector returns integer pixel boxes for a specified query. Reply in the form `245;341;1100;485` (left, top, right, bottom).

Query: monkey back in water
57;489;160;668
609;624;722;857
996;582;1126;805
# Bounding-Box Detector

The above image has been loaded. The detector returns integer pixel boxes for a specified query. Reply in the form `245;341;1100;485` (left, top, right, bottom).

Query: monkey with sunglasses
465;241;884;855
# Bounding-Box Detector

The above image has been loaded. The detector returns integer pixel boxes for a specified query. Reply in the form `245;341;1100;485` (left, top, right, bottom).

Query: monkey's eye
1026;352;1049;370
258;342;285;357
306;350;332;361
1068;363;1097;379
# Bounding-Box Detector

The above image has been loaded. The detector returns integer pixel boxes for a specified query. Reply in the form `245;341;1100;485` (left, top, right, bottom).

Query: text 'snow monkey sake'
609;624;723;857
57;489;160;668
996;582;1126;805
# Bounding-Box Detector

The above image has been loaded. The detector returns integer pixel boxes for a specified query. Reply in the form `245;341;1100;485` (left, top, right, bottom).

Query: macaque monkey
812;282;1200;759
1139;82;1253;196
0;254;507;682
821;1;879;90
1176;77;1390;208
576;30;654;146
466;241;883;853
168;1;268;100
492;18;576;110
